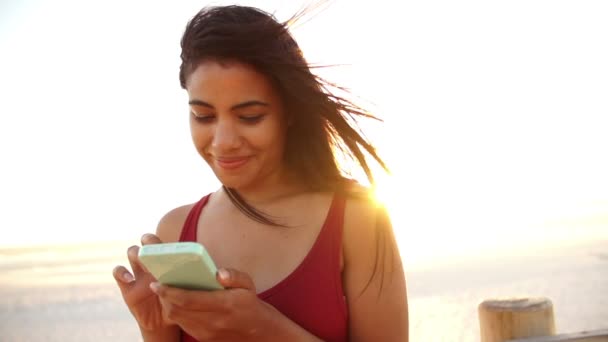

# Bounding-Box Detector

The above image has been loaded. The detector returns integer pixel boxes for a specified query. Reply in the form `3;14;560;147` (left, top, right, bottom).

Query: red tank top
178;193;348;342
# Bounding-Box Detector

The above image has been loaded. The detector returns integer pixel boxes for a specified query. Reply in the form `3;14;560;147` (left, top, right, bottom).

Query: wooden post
479;297;556;342
508;329;608;342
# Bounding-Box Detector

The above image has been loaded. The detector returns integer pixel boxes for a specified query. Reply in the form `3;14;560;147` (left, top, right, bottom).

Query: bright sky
1;0;607;265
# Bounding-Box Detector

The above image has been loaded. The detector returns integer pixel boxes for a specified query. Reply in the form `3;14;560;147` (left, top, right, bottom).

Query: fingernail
149;282;160;293
123;272;134;283
218;269;230;281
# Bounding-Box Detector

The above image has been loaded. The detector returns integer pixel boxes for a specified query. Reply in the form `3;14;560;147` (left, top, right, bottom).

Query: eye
239;114;265;124
191;112;215;123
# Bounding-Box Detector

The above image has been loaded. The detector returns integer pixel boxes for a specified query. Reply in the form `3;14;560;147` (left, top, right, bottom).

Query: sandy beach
1;239;606;341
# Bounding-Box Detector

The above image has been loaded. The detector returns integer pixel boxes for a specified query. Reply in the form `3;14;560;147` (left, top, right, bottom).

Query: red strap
178;195;210;242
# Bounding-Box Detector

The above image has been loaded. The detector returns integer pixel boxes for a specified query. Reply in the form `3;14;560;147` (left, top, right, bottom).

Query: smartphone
138;242;224;291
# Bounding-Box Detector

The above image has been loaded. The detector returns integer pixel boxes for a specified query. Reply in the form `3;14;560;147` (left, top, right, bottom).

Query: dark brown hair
179;5;388;224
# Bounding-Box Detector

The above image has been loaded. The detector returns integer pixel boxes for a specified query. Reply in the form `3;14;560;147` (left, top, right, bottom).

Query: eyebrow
188;99;270;111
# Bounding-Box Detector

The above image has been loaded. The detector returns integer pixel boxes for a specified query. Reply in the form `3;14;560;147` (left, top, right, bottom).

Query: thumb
217;268;256;291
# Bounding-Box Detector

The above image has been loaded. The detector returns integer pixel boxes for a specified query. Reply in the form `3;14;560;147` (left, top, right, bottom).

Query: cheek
250;123;286;153
190;124;212;151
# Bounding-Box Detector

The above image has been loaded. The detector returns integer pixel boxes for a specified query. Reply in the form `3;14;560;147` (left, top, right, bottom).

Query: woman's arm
342;196;409;341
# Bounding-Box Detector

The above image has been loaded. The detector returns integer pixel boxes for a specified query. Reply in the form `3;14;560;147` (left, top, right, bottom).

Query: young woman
113;5;408;342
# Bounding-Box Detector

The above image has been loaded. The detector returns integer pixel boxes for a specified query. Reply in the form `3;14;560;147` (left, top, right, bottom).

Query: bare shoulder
342;183;388;281
342;183;379;237
341;184;409;341
342;185;381;260
156;203;196;243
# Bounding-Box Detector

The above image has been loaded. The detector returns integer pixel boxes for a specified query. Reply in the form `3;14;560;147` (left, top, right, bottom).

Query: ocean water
0;239;606;341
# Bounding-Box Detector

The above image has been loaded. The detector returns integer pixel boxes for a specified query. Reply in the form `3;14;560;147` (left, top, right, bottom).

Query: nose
212;117;242;151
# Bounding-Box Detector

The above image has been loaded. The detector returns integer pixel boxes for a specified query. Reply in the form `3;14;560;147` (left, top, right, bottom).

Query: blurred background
1;0;607;341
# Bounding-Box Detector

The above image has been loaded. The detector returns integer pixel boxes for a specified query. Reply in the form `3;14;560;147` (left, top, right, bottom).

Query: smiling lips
215;157;250;170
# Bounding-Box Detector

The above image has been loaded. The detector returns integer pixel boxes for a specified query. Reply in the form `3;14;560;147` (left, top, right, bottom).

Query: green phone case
138;242;223;290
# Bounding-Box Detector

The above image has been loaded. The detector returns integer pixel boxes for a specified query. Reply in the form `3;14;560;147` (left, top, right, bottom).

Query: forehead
186;60;279;102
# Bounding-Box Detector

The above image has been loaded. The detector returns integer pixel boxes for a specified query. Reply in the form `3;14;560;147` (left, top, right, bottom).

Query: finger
157;296;211;330
141;233;163;245
113;265;135;284
216;268;256;291
156;294;178;325
151;282;224;312
112;265;135;295
127;245;147;277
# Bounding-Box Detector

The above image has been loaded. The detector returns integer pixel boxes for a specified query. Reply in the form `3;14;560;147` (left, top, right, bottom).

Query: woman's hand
151;268;321;342
113;234;179;338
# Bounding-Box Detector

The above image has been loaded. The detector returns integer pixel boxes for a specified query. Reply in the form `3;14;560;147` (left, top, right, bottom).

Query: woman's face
185;60;289;191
